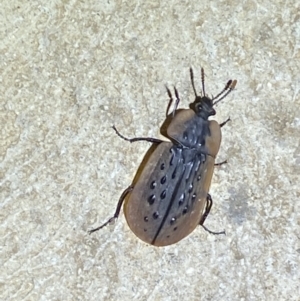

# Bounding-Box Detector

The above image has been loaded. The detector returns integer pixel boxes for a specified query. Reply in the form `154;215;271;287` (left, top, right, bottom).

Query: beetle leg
112;126;163;144
199;194;226;235
220;117;231;128
165;86;180;117
88;185;134;234
214;160;227;166
199;193;212;226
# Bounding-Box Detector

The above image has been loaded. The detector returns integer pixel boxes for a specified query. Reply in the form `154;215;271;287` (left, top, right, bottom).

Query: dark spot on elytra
183;132;188;140
160;190;166;199
160;163;165;170
170;217;176;225
172;169;177;179
183;206;189;215
192;193;196;202
144;216;149;222
148;194;155;205
188;183;193;193
197;174;201;181
161;176;167;184
173;227;178;231
150;181;157;189
153;212;159;219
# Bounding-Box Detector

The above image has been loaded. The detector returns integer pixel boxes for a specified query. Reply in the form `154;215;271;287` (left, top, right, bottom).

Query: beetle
89;68;237;246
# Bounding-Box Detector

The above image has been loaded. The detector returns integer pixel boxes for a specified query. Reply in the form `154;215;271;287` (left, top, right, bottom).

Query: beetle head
190;67;237;119
194;96;216;118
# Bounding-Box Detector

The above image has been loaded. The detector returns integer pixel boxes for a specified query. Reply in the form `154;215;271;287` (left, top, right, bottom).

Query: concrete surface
1;0;299;300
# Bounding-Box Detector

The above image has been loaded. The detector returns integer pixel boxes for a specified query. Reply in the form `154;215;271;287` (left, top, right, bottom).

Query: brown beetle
89;68;237;246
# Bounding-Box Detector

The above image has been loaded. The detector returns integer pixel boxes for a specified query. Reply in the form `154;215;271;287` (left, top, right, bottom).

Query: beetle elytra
89;68;237;246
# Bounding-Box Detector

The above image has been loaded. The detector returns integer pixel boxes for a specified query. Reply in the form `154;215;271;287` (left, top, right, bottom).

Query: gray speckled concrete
1;1;299;300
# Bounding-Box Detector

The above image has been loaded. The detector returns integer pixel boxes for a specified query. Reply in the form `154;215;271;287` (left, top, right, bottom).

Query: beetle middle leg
199;194;225;235
214;160;227;166
112;126;163;144
88;185;134;234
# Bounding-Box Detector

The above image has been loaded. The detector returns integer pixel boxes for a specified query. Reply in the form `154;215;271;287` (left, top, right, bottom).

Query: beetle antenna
213;80;232;101
190;67;198;97
201;67;206;96
213;79;237;106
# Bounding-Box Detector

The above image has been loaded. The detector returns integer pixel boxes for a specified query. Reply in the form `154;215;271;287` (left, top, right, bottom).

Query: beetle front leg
220;117;231;128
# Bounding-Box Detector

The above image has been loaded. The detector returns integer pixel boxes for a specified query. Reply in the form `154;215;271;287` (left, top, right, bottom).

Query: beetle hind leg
88;185;134;234
199;194;226;235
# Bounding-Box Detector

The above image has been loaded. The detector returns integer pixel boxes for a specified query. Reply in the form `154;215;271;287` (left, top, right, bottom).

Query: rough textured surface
1;0;299;300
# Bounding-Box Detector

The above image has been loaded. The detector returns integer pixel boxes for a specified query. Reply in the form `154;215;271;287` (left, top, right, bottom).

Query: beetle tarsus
88;217;117;234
